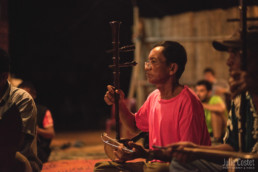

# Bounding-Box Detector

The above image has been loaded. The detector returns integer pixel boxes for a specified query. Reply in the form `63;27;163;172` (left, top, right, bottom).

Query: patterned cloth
224;92;258;153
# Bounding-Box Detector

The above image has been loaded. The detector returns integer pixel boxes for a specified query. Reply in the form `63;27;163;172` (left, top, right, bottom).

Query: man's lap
94;160;170;172
170;159;223;172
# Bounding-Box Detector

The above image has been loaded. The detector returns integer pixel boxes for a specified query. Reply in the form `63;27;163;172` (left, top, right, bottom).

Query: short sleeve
179;97;211;145
135;100;150;132
135;90;157;132
42;110;54;128
15;90;37;137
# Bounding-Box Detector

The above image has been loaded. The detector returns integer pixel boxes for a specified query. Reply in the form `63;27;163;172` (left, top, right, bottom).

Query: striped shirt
0;81;42;171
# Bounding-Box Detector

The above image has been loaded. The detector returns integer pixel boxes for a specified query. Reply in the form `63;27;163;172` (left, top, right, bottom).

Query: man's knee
94;161;121;172
94;161;145;172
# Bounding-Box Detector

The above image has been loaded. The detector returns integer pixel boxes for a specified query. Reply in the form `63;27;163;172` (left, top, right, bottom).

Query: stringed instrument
102;21;137;160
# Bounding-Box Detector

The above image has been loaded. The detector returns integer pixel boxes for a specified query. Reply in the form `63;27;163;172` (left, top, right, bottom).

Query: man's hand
104;85;125;105
113;141;148;163
165;142;198;163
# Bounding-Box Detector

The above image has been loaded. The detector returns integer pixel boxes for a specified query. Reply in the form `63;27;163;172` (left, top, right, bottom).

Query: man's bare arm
104;85;140;135
202;103;226;113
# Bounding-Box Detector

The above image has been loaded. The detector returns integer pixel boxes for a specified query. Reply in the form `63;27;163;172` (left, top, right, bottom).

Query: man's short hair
196;80;212;91
203;67;215;76
0;47;10;73
153;41;187;79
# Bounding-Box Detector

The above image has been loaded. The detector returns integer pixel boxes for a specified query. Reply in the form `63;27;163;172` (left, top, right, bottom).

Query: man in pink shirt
95;41;210;172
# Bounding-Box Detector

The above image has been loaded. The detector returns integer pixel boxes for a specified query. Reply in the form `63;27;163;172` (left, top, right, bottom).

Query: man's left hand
113;141;148;163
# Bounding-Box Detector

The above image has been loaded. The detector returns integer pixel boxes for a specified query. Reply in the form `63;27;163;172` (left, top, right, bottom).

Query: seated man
195;80;227;143
0;47;42;171
95;41;211;172
160;29;258;172
18;81;55;163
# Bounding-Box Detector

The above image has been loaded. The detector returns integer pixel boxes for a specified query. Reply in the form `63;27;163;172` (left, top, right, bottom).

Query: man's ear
169;63;178;75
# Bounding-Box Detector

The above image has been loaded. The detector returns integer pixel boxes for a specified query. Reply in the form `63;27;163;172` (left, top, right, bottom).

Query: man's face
227;49;241;72
195;85;210;102
204;72;215;83
145;46;171;85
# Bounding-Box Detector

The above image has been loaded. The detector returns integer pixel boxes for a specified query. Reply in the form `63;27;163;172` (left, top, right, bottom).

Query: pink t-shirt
135;86;211;149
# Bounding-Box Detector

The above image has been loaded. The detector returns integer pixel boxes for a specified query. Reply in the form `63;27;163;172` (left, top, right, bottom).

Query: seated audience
18;81;55;163
195;80;227;144
203;67;230;97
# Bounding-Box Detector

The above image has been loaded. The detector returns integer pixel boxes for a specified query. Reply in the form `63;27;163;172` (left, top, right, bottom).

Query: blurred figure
203;67;230;97
0;47;42;171
195;80;227;144
18;81;55;163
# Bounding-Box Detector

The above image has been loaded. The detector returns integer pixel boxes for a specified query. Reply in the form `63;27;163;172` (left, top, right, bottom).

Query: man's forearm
203;103;226;113
119;100;140;134
197;143;234;152
37;126;55;139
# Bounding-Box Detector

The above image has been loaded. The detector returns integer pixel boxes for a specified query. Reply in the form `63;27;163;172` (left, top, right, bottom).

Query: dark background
7;0;258;131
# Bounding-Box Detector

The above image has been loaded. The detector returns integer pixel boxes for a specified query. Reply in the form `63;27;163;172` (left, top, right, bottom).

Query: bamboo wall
131;6;258;107
142;6;258;86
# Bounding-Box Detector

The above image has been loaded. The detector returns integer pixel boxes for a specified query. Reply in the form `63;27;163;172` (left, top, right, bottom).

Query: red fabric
42;110;54;128
135;86;211;149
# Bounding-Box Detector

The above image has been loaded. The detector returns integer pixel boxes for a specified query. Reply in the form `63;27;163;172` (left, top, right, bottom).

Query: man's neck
157;79;183;99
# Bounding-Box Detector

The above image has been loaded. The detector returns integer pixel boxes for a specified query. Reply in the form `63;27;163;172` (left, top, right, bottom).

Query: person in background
18;81;55;163
195;80;227;144
203;67;230;97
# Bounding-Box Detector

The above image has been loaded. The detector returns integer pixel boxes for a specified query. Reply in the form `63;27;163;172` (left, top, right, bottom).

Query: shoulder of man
181;86;200;102
209;95;224;104
10;86;37;135
146;89;160;100
176;86;204;111
10;86;36;114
